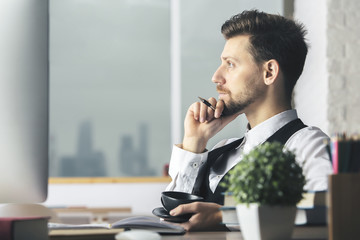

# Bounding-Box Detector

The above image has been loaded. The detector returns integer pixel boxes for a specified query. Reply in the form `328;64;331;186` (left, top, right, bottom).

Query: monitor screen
0;0;49;203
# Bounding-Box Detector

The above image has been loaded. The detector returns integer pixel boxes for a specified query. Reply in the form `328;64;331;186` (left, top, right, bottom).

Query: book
220;206;238;226
48;222;112;230
297;191;327;208
111;216;185;234
49;228;123;240
223;192;237;206
295;191;327;226
0;216;49;240
220;192;239;227
295;206;327;225
221;191;327;227
220;206;327;227
49;215;185;239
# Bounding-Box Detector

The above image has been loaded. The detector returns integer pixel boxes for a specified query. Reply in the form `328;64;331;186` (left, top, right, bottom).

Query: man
165;10;333;231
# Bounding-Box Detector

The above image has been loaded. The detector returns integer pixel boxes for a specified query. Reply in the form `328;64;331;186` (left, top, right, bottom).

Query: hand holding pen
197;96;241;123
198;97;223;120
182;96;238;153
197;96;223;122
198;96;216;111
182;97;224;152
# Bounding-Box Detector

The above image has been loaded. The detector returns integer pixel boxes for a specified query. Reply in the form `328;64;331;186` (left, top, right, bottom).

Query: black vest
192;118;307;205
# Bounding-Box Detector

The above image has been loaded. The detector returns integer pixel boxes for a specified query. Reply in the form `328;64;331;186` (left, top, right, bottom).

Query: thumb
169;205;185;216
170;203;197;216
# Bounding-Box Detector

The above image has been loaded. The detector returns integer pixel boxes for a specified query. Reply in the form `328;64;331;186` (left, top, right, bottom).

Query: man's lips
216;86;230;100
217;90;230;99
216;86;230;94
218;92;228;99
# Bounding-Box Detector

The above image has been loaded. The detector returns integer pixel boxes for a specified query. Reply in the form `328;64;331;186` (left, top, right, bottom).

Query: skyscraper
59;120;107;176
118;123;154;176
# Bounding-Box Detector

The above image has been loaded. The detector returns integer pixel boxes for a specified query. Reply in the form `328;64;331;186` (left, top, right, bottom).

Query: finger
214;99;224;118
206;97;216;121
161;220;184;228
191;102;200;121
199;101;209;123
178;219;193;232
167;207;197;231
174;212;200;231
162;219;193;231
170;202;199;216
178;211;207;232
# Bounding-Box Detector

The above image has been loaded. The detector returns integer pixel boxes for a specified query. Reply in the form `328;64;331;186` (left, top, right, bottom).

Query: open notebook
49;215;185;238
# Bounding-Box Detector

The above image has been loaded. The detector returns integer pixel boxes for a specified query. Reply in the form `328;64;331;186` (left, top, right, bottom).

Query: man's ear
263;59;280;85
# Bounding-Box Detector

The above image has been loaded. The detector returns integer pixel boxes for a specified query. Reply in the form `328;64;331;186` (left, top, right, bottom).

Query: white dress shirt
166;110;333;194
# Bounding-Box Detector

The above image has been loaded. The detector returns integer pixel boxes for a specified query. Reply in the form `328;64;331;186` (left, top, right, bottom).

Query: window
49;0;284;177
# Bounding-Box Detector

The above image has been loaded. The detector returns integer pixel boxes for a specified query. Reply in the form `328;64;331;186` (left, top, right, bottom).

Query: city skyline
50;120;155;177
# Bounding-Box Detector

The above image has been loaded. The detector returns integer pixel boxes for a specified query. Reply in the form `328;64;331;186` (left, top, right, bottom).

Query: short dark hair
221;10;308;100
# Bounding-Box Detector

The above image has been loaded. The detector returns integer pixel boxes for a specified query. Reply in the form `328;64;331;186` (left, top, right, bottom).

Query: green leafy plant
223;141;306;206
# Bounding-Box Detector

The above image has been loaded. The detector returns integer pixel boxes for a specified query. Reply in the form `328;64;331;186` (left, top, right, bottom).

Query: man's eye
228;62;234;68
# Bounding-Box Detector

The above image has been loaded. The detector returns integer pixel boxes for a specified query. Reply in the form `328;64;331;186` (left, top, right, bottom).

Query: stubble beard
222;98;252;116
219;81;266;117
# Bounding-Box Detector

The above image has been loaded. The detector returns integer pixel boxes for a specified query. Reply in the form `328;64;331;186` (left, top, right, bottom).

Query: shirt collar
240;109;299;152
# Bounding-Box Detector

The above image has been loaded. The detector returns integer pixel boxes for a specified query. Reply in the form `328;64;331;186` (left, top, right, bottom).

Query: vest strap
193;118;307;204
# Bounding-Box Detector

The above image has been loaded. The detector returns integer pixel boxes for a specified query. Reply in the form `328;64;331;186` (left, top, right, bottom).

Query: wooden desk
50;225;328;240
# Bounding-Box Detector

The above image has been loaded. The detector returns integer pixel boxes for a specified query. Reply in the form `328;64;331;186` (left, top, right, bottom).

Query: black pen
198;96;216;111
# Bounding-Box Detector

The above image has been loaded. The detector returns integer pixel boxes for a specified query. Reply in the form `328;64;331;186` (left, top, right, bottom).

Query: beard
222;98;253;116
218;80;266;116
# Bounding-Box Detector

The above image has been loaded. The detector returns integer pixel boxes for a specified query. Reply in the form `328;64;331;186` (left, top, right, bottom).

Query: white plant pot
236;203;297;240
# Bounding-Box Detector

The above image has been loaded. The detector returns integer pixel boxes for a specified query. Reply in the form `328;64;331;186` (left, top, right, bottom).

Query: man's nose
211;66;225;85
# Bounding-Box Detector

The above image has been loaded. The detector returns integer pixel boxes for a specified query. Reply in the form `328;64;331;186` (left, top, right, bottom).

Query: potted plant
223;141;306;240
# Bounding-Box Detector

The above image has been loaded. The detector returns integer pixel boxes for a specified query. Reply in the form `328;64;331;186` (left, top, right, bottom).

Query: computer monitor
0;0;49;204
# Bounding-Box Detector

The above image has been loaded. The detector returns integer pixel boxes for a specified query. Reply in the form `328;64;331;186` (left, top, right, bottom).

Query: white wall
293;0;329;134
294;0;360;135
326;0;360;133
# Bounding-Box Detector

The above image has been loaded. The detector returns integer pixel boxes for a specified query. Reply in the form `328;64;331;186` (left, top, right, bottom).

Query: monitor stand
0;203;59;222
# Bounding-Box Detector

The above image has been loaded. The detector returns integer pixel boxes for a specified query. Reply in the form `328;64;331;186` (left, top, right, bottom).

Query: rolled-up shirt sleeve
166;144;209;193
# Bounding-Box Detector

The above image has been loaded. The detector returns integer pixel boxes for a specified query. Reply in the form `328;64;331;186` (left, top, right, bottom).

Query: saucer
152;207;192;223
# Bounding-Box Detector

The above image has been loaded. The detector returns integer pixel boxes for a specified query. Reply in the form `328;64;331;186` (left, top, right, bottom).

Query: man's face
212;35;266;116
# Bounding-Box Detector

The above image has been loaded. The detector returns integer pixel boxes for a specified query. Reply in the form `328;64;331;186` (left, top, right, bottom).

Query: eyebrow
221;56;241;63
